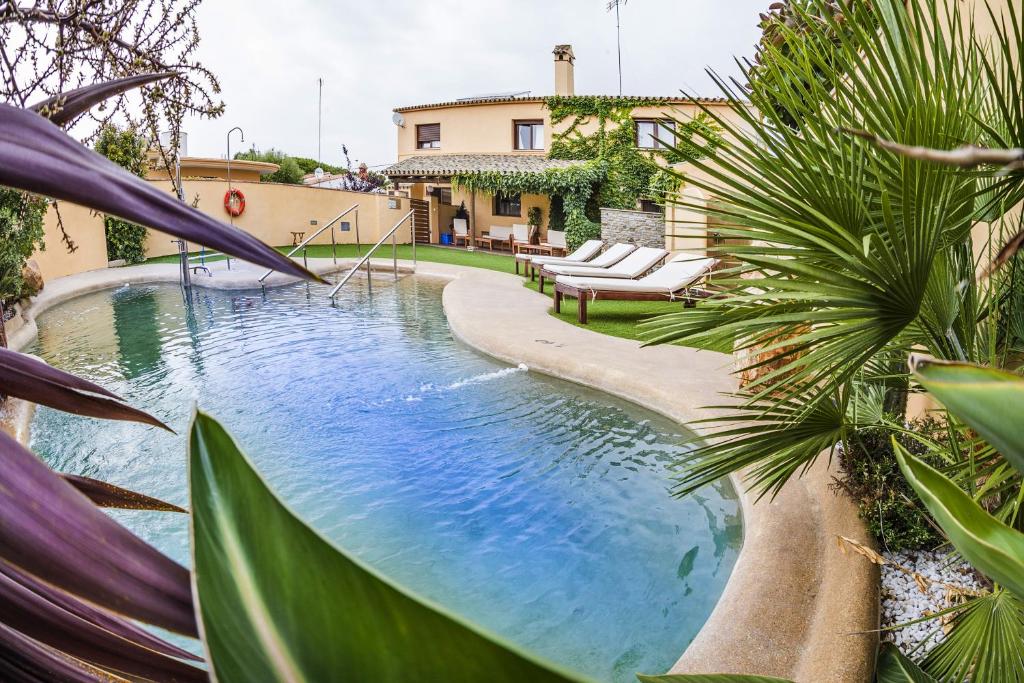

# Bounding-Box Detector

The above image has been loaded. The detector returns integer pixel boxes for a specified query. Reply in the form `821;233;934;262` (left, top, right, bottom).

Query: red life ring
224;188;246;217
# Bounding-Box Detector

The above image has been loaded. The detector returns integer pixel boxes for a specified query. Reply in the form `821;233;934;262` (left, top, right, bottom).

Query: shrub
0;188;46;303
94;125;149;263
835;418;947;552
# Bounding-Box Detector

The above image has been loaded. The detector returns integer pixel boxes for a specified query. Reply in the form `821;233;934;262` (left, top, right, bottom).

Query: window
635;119;676;150
514;120;545;151
639;199;663;214
493;193;522;217
417;123;441;149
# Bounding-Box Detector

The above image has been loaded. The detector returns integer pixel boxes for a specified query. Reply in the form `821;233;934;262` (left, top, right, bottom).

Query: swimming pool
28;276;741;682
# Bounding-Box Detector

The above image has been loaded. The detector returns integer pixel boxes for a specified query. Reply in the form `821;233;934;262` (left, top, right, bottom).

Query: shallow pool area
28;276;742;682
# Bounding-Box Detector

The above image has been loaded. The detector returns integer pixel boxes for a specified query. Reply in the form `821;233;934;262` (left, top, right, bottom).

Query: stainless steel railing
328;209;417;300
258;204;359;286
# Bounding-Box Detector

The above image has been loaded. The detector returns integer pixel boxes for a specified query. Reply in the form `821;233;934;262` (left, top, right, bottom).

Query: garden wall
143;180;412;259
32;202;108;282
600;207;665;249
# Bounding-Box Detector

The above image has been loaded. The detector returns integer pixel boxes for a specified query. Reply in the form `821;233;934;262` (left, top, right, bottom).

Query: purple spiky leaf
0;348;171;431
0;104;323;283
61;474;186;513
0;620;118;683
0;560;200;663
29;73;178;128
0;568;206;681
0;431;196;636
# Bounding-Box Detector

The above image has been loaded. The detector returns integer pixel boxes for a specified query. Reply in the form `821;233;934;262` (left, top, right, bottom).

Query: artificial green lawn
520;278;731;350
147;244;514;273
150;245;725;347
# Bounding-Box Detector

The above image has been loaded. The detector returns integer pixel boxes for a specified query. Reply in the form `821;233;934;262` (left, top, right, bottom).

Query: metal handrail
329;209;417;300
258;204;359;285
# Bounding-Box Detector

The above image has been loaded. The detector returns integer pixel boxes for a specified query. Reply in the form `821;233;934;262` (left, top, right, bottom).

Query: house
382;45;743;249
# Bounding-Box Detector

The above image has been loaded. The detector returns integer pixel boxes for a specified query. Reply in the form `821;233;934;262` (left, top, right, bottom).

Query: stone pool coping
5;257;878;682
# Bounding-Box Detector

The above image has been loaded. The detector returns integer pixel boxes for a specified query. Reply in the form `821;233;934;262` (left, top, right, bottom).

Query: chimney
553;44;575;96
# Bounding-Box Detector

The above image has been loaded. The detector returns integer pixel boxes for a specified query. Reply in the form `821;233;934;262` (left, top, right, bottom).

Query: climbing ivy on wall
546;95;724;213
94;124;149;263
451;162;606;250
452;97;724;251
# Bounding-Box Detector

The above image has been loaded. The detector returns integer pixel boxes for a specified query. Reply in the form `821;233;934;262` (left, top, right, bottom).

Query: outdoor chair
541;230;568;256
476;225;514;251
514;239;603;275
553;253;718;323
511;224;532;254
538;246;668;293
453;218;470;247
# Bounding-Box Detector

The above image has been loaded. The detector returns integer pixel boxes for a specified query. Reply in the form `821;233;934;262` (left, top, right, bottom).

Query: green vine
546;95;724;213
453;97;724;251
452;162;606;250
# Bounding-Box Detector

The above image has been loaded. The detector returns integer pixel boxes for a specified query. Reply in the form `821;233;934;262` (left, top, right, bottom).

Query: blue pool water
28;277;741;682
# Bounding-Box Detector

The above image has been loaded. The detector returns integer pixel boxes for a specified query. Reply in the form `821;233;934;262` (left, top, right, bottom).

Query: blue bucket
440;233;452;246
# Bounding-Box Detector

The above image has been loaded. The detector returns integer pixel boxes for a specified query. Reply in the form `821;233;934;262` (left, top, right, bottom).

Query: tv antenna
606;0;628;95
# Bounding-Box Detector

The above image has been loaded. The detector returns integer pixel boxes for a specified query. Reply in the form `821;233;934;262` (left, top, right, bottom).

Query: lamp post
226;126;244;226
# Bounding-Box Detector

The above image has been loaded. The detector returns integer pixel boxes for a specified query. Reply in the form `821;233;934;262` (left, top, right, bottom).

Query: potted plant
527;206;543;244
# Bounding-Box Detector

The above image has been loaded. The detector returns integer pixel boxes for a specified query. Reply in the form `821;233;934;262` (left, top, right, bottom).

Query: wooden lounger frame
553;282;713;324
538;259;663;294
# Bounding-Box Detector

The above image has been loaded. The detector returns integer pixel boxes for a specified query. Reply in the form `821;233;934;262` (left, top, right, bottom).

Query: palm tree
646;0;1024;678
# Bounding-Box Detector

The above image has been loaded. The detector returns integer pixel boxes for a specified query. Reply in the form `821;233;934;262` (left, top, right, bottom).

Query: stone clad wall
599;208;665;249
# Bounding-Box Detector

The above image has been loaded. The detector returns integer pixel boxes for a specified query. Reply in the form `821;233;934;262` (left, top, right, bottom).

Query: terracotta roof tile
382;154;588;178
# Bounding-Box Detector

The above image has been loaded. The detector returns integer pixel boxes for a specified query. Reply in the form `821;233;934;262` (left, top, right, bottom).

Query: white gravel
880;550;983;655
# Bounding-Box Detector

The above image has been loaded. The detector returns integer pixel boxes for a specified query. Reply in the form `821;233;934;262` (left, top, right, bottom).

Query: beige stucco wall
32;202;108;282
396;99;746;161
449;190;550;242
143;180;412;259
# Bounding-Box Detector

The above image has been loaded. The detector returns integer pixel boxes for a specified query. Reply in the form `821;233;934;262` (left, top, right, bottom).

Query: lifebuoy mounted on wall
224;188;246;217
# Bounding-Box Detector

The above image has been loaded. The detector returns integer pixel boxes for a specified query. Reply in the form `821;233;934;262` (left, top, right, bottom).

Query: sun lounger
538;247;668;293
553;253;718;323
514;239;603;275
521;242;636;279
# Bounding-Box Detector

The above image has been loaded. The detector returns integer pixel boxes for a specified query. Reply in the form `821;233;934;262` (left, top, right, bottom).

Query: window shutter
417;123;441;143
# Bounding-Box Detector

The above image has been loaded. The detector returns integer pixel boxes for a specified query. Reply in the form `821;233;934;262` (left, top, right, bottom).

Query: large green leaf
876;643;936;683
188;410;588;682
894;445;1024;599
911;357;1024;474
636;674;793;683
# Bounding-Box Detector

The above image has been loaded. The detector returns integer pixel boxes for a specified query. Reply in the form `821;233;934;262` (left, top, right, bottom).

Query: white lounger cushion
523;242;632;268
516;240;602;264
453;218;469;236
546;247;668;279
512;224;530;242
557;255;716;293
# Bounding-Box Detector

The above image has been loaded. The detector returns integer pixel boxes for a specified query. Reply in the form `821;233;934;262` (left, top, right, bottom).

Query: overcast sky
182;0;766;170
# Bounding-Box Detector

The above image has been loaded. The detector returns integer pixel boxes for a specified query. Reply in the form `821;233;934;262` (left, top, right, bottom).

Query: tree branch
840;127;1024;172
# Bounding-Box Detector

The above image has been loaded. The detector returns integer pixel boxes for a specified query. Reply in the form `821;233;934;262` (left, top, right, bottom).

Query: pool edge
7;259;879;682
434;263;879;683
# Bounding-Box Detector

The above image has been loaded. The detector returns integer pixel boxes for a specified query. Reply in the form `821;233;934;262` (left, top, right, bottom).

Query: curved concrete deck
8;257;877;682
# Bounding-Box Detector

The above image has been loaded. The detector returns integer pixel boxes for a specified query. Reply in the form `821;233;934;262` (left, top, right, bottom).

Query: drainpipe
469;190;477;252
